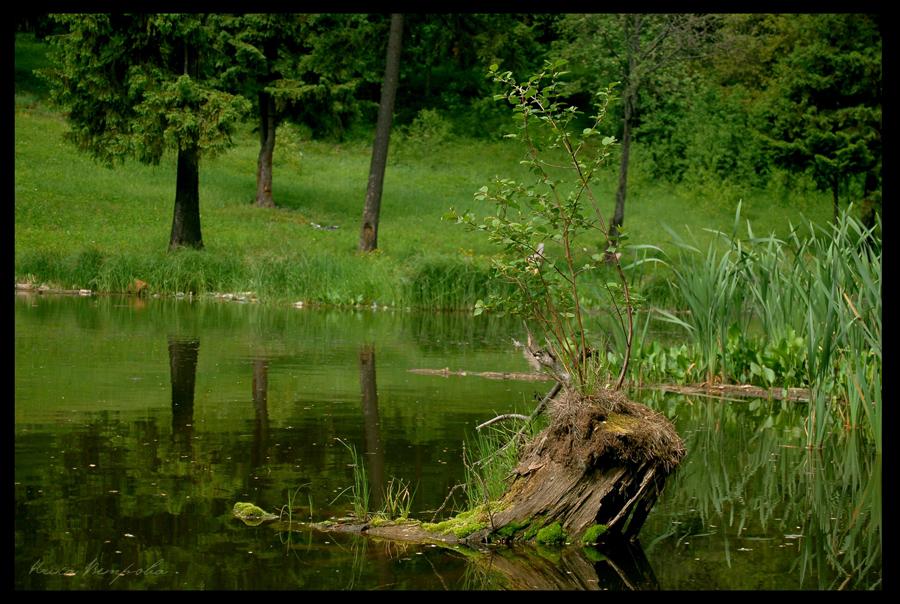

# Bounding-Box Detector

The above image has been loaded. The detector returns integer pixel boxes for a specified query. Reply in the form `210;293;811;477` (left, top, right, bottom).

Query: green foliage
654;209;745;383
14;33;51;99
725;327;807;388
42;14;251;166
449;62;633;391
404;257;507;311
392;108;454;163
273;121;306;171
397;14;554;137
213;13;382;141
756;15;881;207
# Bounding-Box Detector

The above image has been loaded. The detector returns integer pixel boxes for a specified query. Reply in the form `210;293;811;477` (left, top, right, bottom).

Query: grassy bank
15;33;832;308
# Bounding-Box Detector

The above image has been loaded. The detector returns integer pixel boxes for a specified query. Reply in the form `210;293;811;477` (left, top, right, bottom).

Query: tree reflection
359;344;385;511
251;358;269;469
168;336;199;455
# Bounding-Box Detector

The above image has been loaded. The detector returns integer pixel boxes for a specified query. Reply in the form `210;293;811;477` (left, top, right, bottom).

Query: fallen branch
474;382;561;469
429;483;466;523
476;414;529;431
408;368;551;382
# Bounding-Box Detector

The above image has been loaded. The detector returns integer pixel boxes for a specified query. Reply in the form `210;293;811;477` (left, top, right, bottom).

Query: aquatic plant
378;477;416;521
651;206;881;449
332;439;370;521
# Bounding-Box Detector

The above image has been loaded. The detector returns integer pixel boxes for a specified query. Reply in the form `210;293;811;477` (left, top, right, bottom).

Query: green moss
232;502;278;526
369;516;393;527
535;522;566;546
521;515;546;541
581;523;609;545
495;519;530;540
370;516;421;528
423;505;490;538
233;502;267;517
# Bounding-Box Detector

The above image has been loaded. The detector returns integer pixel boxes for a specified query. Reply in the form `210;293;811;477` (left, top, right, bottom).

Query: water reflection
639;390;882;590
168;336;199;456
250;358;269;470
462;539;659;590
359;344;385;511
14;295;881;590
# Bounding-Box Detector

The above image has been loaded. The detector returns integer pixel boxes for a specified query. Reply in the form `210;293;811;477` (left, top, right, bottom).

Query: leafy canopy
41;13;250;166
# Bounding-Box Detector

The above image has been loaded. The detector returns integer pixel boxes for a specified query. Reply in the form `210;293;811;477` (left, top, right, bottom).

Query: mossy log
245;387;681;588
480;388;685;543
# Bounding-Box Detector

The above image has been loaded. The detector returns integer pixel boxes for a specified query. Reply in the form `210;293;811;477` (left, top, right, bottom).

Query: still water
14;294;881;590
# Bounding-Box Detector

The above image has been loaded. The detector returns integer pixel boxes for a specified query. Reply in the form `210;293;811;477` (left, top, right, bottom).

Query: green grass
332;439;370;521
16;33;835;310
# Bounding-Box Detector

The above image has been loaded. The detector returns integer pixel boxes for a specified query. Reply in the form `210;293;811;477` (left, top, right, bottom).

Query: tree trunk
169;145;203;251
485;389;684;543
610;20;639;244
169;41;203;251
610;95;633;243
359;13;404;253
359;344;385;510
255;92;277;208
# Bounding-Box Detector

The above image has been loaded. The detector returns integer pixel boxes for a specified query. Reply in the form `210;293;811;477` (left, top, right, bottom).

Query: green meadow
15;33;832;308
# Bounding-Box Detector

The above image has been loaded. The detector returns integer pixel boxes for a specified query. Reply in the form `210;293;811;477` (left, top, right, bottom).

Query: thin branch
430;483;466;523
475;381;561;470
476;414;530;431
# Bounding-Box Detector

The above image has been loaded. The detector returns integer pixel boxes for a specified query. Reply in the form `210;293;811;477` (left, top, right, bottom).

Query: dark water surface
14;294;881;590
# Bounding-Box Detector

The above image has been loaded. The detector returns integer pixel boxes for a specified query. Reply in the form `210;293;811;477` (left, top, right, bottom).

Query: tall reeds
655;205;881;449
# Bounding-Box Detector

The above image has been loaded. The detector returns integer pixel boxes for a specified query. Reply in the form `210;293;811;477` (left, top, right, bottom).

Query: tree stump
481;388;685;543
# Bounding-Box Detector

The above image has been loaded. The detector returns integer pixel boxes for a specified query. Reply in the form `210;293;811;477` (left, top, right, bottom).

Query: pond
14;294;881;590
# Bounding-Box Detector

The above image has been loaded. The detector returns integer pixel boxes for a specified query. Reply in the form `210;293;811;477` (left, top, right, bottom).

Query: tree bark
255;91;277;208
169;145;203;251
610;94;633;243
486;389;684;543
610;18;640;243
359;13;404;252
169;41;203;251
